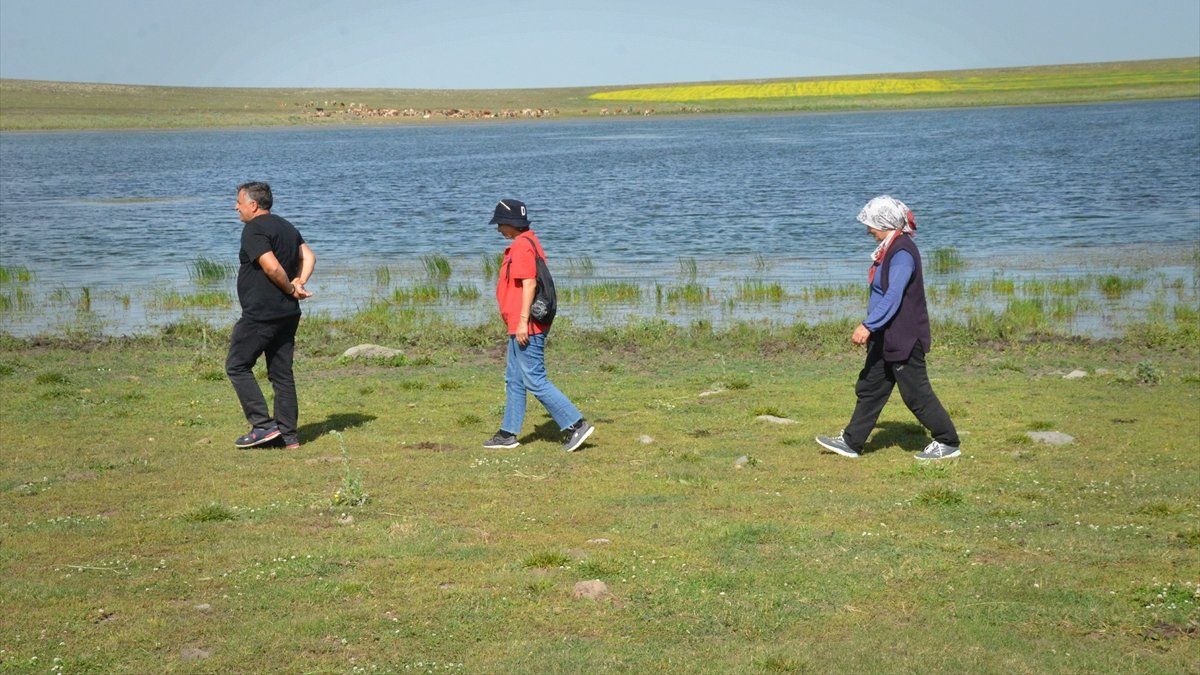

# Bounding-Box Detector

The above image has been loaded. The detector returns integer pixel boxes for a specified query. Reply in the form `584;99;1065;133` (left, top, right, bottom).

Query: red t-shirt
496;230;549;335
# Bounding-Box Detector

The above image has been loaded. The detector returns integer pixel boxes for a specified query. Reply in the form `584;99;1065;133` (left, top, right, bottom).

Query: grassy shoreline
2;57;1196;131
5;96;1200;138
1;315;1197;671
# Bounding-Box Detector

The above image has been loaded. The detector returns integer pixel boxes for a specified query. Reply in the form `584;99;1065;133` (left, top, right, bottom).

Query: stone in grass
1063;370;1088;380
756;415;797;425
341;344;403;360
572;579;611;601
193;603;212;613
638;435;654;445
180;647;211;660
733;455;751;469
586;538;611;545
1026;431;1075;445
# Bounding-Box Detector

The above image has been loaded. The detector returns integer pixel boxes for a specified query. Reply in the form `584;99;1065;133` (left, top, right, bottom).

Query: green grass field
1;58;1196;130
1;313;1197;672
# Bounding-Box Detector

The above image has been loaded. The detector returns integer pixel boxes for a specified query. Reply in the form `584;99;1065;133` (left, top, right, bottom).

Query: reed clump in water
735;280;789;302
421;254;452;281
564;256;596;277
480;252;503;280
188;257;233;283
0;265;34;285
154;290;232;309
929;247;966;274
560;282;641;304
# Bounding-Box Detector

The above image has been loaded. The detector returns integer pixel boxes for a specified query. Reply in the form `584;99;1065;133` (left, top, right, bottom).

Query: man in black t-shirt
225;181;316;449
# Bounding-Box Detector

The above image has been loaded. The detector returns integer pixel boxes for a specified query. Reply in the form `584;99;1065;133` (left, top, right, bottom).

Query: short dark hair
237;181;273;211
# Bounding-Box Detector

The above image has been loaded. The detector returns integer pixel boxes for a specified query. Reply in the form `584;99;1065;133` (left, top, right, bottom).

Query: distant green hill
1;58;1196;131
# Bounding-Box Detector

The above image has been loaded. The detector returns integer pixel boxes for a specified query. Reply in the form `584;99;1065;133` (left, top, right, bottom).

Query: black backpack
507;238;557;326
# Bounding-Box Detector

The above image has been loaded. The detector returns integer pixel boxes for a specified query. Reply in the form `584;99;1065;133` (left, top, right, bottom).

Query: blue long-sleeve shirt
863;249;914;331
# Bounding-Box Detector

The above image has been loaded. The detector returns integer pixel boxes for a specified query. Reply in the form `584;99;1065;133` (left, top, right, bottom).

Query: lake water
1;100;1198;335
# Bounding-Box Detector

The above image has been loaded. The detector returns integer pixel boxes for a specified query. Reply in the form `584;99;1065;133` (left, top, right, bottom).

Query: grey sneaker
483;430;519;449
815;431;859;458
562;419;594;453
916;440;961;460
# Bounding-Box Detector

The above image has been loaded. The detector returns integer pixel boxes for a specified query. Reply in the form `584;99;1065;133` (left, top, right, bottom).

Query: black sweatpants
226;314;301;441
842;338;959;452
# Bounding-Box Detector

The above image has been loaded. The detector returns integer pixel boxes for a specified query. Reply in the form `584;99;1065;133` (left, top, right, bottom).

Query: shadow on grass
864;421;928;454
519;419;562;444
297;412;377;443
518;418;596;452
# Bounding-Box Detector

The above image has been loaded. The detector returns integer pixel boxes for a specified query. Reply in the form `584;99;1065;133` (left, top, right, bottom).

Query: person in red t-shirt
483;199;594;452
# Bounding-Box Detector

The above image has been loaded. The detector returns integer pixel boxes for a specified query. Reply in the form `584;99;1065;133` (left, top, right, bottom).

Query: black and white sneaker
815;431;860;458
915;441;960;460
562;419;594;453
483;430;519;449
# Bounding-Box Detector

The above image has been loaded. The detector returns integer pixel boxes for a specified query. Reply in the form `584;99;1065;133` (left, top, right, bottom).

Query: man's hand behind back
291;279;313;300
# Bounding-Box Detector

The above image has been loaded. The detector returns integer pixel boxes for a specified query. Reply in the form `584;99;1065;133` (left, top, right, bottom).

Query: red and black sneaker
234;426;281;449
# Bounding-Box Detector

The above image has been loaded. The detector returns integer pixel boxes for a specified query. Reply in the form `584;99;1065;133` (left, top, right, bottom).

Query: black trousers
842;338;959;452
226;314;301;440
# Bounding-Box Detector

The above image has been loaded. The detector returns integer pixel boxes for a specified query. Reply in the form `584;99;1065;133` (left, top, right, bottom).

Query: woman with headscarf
815;196;961;460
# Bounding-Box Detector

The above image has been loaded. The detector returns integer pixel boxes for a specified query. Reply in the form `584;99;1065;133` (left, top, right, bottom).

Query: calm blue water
1;99;1198;334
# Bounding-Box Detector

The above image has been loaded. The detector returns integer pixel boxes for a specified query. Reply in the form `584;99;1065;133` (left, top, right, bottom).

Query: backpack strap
504;234;543;281
524;235;544;262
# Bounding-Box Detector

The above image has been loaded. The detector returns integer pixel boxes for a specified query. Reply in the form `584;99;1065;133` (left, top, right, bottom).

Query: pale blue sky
1;0;1197;88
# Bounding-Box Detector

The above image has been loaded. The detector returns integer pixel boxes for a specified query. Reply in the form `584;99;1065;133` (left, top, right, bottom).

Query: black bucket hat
489;199;531;228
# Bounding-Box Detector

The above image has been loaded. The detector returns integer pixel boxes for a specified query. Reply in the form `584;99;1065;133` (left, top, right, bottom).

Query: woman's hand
851;323;871;345
516;318;530;346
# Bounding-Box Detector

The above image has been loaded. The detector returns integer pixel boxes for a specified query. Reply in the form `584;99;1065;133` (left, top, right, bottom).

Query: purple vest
878;234;931;362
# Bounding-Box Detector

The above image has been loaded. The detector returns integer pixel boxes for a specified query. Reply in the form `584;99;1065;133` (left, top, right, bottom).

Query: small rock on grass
341;344;403;360
337;514;355;525
699;388;725;397
1063;369;1088;380
586;538;611;545
572;579;611;601
193;603;212;613
756;415;796;425
638;435;654;445
1027;431;1075;445
733;455;751;469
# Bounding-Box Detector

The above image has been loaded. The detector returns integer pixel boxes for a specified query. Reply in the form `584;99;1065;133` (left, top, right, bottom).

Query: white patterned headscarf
857;195;916;234
859;196;917;278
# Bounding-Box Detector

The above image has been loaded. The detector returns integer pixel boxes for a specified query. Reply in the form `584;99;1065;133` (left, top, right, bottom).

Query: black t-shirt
236;213;305;321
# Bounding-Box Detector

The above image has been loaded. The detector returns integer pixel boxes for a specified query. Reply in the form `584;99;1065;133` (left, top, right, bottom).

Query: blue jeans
501;334;583;434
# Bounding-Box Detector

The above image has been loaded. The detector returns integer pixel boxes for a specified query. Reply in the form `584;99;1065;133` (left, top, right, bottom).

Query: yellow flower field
590;67;1200;102
590;78;954;102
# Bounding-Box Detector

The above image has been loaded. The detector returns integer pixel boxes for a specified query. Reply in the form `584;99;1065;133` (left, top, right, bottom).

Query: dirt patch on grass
1142;622;1197;641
